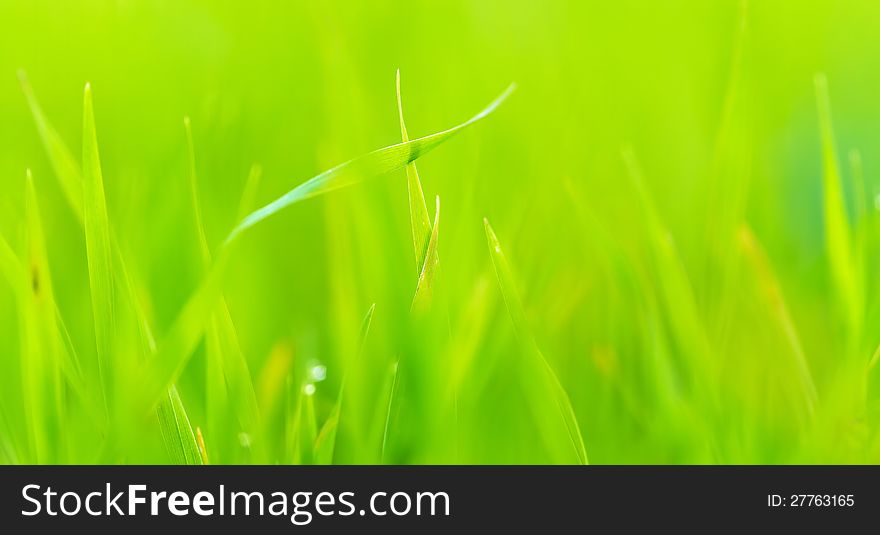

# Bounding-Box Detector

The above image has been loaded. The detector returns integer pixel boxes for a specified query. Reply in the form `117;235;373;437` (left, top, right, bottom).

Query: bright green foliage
4;0;880;465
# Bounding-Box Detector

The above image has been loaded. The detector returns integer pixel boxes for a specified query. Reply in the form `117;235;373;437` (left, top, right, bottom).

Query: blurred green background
2;0;880;464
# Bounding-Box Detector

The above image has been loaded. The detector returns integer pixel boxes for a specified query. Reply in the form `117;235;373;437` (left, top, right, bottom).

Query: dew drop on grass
309;364;327;382
303;383;316;396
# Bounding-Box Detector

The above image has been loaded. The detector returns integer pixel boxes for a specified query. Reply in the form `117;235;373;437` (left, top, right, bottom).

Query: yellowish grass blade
396;70;432;270
411;196;441;313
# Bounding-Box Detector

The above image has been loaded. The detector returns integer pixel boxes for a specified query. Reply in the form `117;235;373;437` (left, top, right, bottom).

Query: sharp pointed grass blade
411;196;441;313
235;164;264;222
226;83;515;243
214;300;261;447
185;121;261;459
184;117;212;268
22;75;157;362
82;83;116;408
380;360;400;462
22;75;154;344
322;303;375;464
23;170;62;462
815;74;861;337
396;70;432;269
288;382;318;464
2;211;94;430
313;411;339;465
156;385;203;465
184;116;227;457
135;247;229;412
19;70;84;221
483;218;588;464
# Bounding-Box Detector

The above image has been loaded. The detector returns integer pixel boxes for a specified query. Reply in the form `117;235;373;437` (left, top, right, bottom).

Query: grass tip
483;217;499;246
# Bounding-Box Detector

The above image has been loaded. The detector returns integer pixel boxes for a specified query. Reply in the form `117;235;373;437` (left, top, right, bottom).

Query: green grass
3;0;880;465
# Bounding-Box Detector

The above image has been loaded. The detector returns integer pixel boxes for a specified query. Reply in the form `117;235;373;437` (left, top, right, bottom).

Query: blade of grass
815;74;861;340
849;149;869;344
19;71;83;218
483;217;588;464
235;164;264;222
23;170;67;463
134;239;230;413
411;196;441;313
380;360;400;462
156;385;203;465
184;117;212;267
287;380;318;464
0;234;29;462
1;215;96;442
226;83;515;243
319;302;376;464
396;69;432;270
185;117;261;461
20;75;156;352
82;83;116;413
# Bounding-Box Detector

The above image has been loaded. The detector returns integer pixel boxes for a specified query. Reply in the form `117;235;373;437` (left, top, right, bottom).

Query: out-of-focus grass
3;0;880;464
